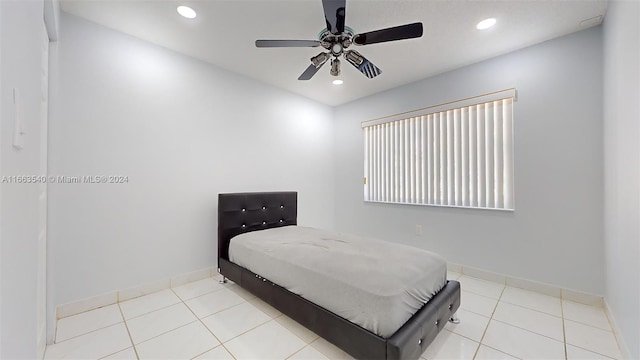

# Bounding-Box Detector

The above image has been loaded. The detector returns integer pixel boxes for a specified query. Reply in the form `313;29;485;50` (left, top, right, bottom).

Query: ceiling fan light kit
255;0;423;80
330;58;341;76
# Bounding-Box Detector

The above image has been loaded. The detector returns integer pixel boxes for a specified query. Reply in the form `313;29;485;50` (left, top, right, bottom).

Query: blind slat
446;110;454;205
461;107;469;207
454;108;461;206
469;106;476;207
404;120;410;202
427;115;433;204
485;103;494;208
433;115;440;205
439;112;445;204
421;116;427;204
494;101;504;208
503;98;514;209
394;122;400;202
477;104;485;208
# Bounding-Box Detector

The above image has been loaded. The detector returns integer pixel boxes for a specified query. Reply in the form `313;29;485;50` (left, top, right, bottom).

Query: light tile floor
45;273;624;359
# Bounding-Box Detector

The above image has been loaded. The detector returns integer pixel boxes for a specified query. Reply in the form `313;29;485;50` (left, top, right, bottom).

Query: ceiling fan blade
298;62;326;80
322;0;346;35
255;40;321;48
344;50;381;79
353;22;423;46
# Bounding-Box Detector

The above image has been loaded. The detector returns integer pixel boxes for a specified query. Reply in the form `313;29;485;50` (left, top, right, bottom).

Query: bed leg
448;316;460;324
216;268;228;284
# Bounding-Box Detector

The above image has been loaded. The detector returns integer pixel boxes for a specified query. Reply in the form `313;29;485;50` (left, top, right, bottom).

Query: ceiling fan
255;0;423;80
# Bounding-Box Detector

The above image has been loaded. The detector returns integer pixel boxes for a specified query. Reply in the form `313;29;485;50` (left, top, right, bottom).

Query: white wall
334;27;604;295
0;0;48;357
603;1;640;358
49;13;335;306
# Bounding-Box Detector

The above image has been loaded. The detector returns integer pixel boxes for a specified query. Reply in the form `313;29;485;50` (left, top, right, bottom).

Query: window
362;89;515;210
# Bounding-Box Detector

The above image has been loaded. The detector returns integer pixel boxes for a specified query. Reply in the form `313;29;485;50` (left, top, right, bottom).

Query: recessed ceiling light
332;79;343;85
177;5;196;19
476;18;496;30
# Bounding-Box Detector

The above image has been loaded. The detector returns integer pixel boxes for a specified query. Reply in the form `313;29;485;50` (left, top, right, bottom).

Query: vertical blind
363;90;515;210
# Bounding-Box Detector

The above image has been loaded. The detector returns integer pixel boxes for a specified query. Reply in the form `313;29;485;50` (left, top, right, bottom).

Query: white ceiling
60;0;608;106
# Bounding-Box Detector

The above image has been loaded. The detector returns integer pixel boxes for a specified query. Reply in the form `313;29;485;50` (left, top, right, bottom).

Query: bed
217;191;461;360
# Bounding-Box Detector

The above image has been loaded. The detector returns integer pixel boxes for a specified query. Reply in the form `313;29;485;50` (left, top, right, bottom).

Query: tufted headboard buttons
218;192;297;260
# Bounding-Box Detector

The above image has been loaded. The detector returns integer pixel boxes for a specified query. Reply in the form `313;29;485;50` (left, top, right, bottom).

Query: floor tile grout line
219;343;239;360
170;285;244;360
472;284;510;360
179;288;246;319
285;346;307;360
174;282;280;347
123;280;230;321
53;304;123;344
133;318;202;347
462;275;608;308
285;342;317;360
198;298;253;322
478;299;620;359
562;316;616;333
490;318;566;344
459;306;494;319
97;347;133;360
116;302;140;360
600;300;620;334
309;338;351;359
217;305;316;348
126;278;232;359
48;320;127;347
491;301;566;341
273;313;320;345
175;283;232;302
439;328;483;347
171;287;226;347
189;343;238;360
500;294;614;332
121;296;183;321
561;297;568;360
174;280;239;360
217;317;273;345
601;304;626;359
499;299;563;318
458;289;504;301
197;308;309;359
460;287;503;301
561;302;622;359
480;344;524;360
564;343;620;360
54;283;219;348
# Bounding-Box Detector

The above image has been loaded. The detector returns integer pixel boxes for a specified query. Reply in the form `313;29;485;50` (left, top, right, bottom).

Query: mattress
228;226;447;338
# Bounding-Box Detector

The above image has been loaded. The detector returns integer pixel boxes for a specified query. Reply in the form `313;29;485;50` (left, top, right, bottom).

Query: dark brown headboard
217;192;297;260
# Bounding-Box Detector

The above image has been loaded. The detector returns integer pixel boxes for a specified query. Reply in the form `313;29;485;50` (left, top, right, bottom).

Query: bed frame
217;191;461;360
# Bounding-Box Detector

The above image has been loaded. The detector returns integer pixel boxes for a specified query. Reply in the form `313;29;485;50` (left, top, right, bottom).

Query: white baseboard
604;300;632;360
56;266;216;320
448;263;604;306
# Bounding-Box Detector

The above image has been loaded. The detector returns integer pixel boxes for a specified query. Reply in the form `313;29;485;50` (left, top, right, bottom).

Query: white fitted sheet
229;226;447;338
